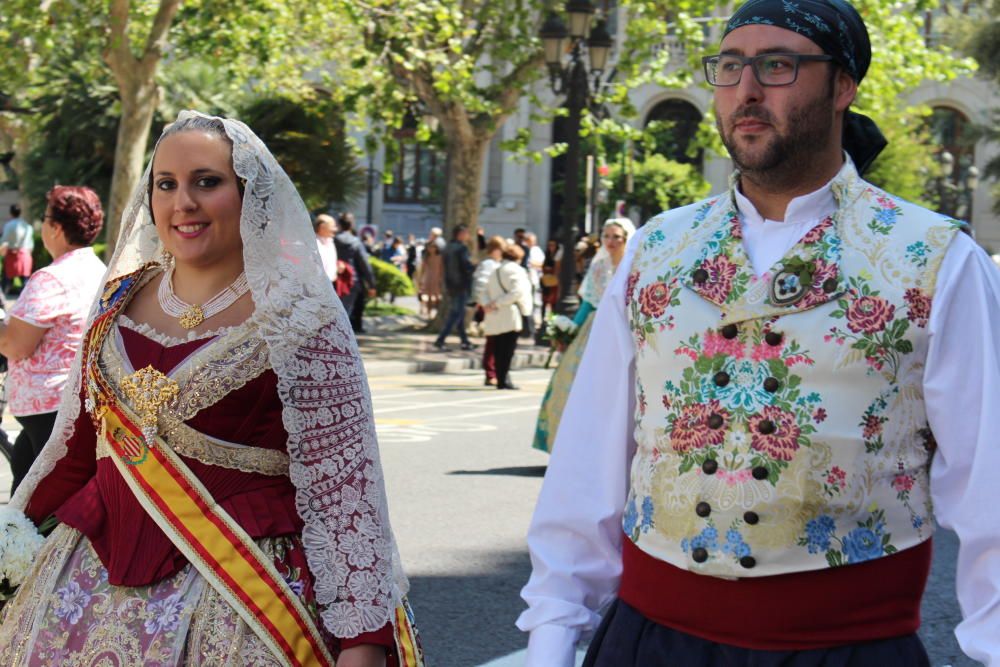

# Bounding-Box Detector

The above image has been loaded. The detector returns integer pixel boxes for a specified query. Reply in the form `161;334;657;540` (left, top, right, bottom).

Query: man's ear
834;69;858;113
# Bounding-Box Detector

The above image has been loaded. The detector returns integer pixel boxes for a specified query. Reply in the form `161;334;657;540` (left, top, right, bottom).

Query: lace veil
11;110;406;638
579;216;636;306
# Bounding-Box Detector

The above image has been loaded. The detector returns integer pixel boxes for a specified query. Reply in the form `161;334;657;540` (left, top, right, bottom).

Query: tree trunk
104;80;160;259
102;0;180;260
428;130;491;332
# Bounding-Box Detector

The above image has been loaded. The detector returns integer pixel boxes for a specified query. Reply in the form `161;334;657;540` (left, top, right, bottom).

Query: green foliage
239;94;365;210
864;108;940;208
605;154;710;220
369;257;416;299
20;61;120;223
364;301;417;316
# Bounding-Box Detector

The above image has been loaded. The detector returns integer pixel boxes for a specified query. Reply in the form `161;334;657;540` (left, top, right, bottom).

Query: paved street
0;363;977;666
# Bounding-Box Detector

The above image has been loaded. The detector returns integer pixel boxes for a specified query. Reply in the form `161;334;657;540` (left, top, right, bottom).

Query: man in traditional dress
518;1;1000;665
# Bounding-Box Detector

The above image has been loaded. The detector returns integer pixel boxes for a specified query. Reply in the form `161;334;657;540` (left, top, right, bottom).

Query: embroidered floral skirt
532;312;596;453
0;525;332;666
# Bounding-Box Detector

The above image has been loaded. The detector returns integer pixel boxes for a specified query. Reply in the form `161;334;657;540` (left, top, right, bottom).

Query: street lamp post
934;150;980;225
540;2;613;315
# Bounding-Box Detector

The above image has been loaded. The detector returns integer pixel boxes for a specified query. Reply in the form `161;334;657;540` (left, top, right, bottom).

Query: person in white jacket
482;243;533;390
472;235;506;385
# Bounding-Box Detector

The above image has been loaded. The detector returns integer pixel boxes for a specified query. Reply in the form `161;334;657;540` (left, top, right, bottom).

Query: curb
362;347;551;377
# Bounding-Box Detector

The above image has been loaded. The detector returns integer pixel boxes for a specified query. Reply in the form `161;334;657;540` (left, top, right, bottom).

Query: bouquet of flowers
542;314;579;368
0;507;46;604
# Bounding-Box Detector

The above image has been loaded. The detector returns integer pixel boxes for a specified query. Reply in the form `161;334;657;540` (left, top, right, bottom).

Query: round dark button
752;466;769;480
739;556;757;569
743;511;760;525
765;331;783;347
702;459;718;475
822;277;838;293
692;268;709;284
757;419;776;435
713;371;730;387
707;414;724;429
763;377;780;393
692;547;709;563
695;501;711;518
721;324;738;339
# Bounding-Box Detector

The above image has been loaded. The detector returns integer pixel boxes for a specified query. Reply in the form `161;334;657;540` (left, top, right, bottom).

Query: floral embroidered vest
621;160;961;578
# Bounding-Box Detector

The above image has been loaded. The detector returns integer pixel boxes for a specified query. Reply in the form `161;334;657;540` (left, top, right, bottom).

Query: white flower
0;507;45;587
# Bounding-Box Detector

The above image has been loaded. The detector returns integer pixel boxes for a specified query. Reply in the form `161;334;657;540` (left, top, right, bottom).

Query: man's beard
718;90;836;188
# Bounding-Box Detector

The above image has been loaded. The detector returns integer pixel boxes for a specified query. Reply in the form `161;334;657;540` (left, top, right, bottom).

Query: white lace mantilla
12;111;406;640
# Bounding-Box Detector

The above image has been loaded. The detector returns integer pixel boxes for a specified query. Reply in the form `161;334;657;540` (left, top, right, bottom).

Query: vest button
752;466;769;480
763;377;780;393
692;547;709;563
695;501;711;517
702;459;718;474
823;277;838;293
765;331;783;346
713;371;730;387
743;511;760;525
757;419;776;435
707;414;724;429
692;268;709;284
739;556;757;569
721;324;738;339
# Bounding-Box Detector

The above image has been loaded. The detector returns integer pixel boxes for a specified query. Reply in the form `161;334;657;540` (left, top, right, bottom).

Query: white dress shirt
316;236;338;281
517;184;1000;666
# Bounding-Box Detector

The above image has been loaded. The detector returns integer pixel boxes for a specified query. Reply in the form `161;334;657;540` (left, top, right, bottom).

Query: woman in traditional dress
532;217;635;453
0;112;421;667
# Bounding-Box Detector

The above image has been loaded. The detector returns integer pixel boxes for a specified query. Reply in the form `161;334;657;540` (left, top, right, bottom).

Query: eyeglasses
702;53;833;87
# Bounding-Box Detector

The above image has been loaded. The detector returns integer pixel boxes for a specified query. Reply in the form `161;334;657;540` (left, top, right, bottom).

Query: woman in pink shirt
0;186;106;492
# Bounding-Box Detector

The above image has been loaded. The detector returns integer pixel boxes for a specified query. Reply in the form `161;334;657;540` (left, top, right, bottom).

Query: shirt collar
729;154;862;226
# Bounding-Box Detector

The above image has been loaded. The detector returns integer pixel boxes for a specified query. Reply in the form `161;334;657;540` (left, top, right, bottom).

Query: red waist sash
619;534;932;651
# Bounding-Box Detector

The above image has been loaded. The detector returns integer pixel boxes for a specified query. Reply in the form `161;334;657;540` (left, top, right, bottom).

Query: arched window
928;105;976;178
644;99;703;170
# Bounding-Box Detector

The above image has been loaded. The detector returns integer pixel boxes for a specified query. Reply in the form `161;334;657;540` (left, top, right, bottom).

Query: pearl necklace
158;267;250;329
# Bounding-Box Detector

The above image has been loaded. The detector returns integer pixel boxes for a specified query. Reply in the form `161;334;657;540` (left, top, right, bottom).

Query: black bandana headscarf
721;0;887;174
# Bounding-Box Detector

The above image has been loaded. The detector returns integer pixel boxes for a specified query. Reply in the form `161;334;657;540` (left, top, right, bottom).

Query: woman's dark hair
46;186;104;247
338;212;355;232
9;204;20;217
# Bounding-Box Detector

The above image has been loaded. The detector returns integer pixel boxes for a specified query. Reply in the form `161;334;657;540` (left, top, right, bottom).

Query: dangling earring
160;248;174;267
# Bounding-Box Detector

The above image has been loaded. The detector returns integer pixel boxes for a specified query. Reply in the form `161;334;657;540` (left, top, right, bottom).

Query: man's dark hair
514;227;526;236
337;212;355;232
9;204;20;217
452;223;468;240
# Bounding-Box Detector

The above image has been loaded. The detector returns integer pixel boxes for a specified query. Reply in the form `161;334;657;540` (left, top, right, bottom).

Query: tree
1;0;350;254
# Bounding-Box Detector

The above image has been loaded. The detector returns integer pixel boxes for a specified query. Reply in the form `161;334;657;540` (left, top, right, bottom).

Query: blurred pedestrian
522;232;545;339
334;212;376;334
417;239;443;318
0;186;106;493
540;238;562;322
0;204;33;295
433;224;476;351
482;243;532;390
405;234;418;277
313;213;338;282
472;235;505;385
532;218;634;453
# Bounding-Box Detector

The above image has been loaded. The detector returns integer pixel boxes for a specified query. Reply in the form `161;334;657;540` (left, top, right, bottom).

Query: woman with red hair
0;186;106;492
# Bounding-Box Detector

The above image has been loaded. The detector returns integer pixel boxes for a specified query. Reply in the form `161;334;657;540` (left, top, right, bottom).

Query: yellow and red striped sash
101;401;335;667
